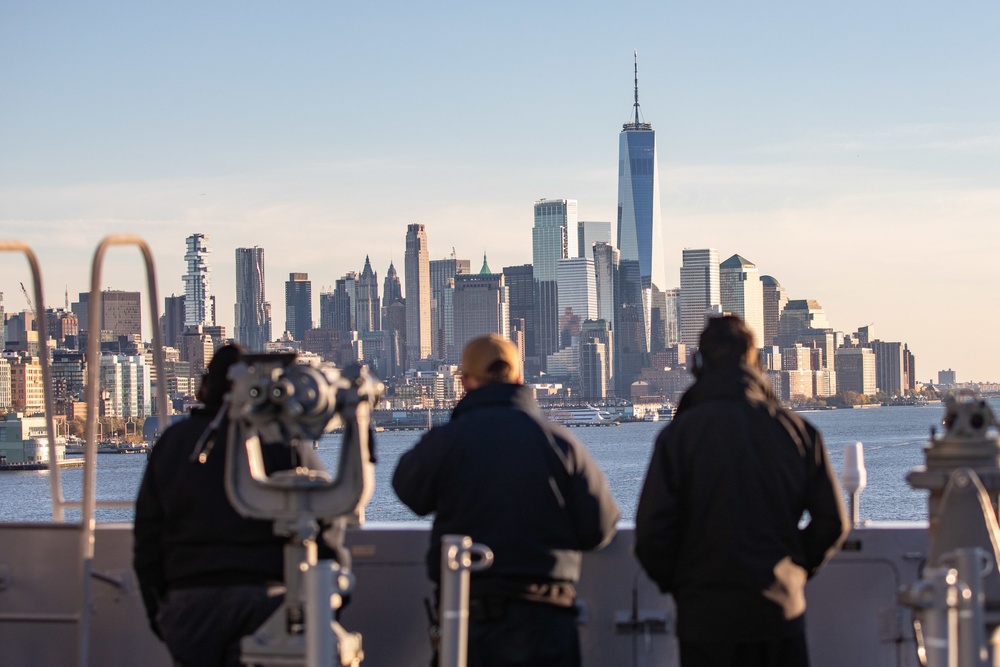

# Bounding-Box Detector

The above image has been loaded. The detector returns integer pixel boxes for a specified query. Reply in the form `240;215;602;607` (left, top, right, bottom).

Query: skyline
1;3;998;381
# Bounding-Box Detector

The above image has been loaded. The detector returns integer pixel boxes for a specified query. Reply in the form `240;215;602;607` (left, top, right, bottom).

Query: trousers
157;583;284;667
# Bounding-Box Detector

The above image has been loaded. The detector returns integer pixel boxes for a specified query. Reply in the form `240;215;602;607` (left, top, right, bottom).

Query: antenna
634;49;639;115
451;247;457;259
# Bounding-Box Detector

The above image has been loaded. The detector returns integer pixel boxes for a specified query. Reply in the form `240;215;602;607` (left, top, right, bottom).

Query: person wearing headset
635;315;849;667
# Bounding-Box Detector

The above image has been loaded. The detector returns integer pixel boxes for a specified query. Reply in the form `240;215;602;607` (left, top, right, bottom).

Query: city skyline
1;3;998;380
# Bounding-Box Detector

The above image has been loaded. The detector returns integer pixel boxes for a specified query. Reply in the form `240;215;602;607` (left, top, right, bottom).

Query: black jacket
133;408;296;635
392;383;620;584
634;365;849;642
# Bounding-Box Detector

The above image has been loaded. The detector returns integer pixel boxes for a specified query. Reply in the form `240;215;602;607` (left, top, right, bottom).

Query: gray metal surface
0;521;932;666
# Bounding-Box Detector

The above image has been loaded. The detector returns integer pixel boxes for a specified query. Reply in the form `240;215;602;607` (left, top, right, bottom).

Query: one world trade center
616;52;666;393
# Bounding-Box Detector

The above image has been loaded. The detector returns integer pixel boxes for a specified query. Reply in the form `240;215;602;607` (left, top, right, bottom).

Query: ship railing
0;241;61;514
75;235;170;665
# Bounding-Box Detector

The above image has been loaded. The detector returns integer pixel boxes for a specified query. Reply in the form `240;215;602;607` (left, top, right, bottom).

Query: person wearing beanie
635;316;849;667
134;344;298;667
393;334;620;667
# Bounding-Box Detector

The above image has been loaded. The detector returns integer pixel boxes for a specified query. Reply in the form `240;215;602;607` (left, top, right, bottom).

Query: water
2;400;994;525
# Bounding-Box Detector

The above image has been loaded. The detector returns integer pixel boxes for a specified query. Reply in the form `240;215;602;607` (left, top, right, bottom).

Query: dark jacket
133;408;295;635
392;383;620;584
634;365;849;642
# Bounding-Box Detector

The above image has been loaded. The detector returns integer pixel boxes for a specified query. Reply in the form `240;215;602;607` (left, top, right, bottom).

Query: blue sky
2;2;998;381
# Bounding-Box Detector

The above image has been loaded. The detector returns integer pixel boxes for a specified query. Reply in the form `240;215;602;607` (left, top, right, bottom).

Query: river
2;399;992;524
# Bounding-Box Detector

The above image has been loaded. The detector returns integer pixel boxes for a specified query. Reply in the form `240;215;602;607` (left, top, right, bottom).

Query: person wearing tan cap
393;334;620;667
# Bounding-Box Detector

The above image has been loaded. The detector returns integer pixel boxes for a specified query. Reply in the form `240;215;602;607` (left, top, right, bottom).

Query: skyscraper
234;247;271;350
404;224;432;365
502;264;536;371
555;257;597;352
356;256;380;334
616;53;666;389
578;220;612;259
719;254;764;347
160;294;186;349
679;248;721;346
532;198;577;369
430;257;470;359
183;233;212;328
383;261;403;305
761;275;789;347
453;272;510;356
284;273;312;341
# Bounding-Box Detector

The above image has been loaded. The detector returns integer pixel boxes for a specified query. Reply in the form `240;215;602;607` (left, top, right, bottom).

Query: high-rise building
452;272;509;356
679;248;721;346
284;273;313;341
592;243;619;326
720;254;764;348
72;291;141;339
502;264;536;372
662;288;680;348
760;276;788;347
578;221;612;259
0;358;10;412
532;199;577;369
183;233;212;328
234;247;271;351
555;257;597;352
430;257;470;360
383;261;403;305
161;295;186;349
9;356;43;413
325;274;357;334
581;319;614;397
357;256;381;334
776;300;831;350
871;340;906;396
835;347;877;396
616;53;666;385
405;224;432;366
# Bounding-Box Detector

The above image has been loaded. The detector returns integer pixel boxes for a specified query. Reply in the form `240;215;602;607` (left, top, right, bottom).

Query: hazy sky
2;2;998;381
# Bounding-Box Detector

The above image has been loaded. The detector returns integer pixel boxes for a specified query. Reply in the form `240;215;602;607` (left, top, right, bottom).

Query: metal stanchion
438;535;494;667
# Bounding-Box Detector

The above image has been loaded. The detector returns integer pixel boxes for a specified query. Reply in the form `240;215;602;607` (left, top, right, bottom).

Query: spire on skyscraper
625;49;651;131
479;253;491;275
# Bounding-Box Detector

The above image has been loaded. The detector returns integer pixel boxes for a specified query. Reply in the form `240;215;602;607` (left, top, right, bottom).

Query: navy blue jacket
393;383;620;584
133;408;295;635
635;365;849;642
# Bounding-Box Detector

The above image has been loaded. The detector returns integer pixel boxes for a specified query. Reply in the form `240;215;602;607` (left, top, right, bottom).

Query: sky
1;2;998;382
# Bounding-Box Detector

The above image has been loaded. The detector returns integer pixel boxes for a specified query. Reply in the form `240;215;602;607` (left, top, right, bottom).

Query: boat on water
547;405;617;427
0;237;995;667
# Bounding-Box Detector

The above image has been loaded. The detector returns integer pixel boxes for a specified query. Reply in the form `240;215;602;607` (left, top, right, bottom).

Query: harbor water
1;400;992;525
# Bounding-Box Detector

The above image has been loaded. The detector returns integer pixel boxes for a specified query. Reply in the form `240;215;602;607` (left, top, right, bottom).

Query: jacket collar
675;364;777;417
451;383;541;420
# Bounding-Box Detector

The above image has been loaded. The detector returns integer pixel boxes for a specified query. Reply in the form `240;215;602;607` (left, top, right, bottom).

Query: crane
20;282;34;313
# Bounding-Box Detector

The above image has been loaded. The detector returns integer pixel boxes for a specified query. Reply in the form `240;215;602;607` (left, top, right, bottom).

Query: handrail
81;235;171;547
79;235;170;667
0;242;62;520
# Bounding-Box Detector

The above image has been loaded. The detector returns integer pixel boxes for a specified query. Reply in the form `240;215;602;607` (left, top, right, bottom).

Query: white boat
547;405;616;427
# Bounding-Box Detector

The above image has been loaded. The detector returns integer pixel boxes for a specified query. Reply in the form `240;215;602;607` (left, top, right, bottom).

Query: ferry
547;405;617;427
0;237;992;667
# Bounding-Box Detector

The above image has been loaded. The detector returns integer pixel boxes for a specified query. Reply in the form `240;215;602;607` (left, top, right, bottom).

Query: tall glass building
615;55;665;392
532;199;577;370
679;248;721;346
404;224;432;365
234;246;271;351
284;272;312;342
183;233;212;328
